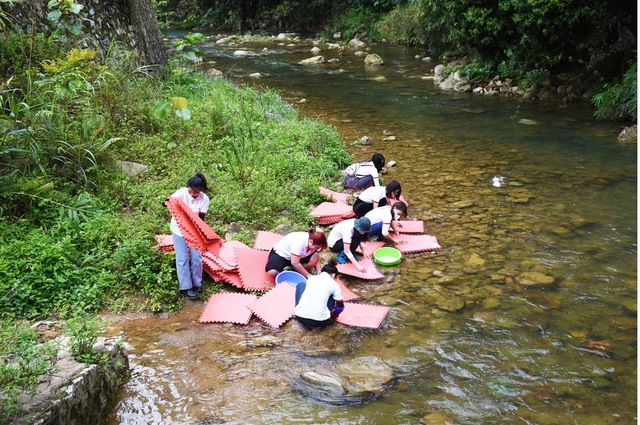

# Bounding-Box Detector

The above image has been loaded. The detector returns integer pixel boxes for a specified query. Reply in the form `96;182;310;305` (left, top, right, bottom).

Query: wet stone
516;272;556;288
292;356;394;406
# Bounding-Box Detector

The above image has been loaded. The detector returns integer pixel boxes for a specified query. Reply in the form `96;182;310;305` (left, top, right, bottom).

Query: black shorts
265;249;315;272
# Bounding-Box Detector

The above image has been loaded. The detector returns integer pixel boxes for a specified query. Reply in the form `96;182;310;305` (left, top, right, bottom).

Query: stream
106;33;637;424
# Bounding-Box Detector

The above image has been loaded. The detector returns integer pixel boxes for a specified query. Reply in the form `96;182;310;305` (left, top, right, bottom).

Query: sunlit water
107;33;637;424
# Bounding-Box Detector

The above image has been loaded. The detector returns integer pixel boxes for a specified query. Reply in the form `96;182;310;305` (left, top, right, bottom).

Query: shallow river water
106;34;637;424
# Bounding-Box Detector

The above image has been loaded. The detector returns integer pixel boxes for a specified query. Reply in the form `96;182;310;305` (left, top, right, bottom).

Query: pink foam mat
336;257;385;280
335;302;391;328
395;234;442;253
248;283;296;328
199;293;258;324
395;220;425;234
319;186;352;204
357;241;386;255
309;201;353;218
234;247;275;291
253;231;284;251
336;277;359;301
217;240;249;269
172;197;222;243
212;270;244;289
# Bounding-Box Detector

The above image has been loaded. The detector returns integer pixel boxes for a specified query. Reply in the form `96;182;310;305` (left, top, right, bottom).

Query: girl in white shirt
265;228;327;278
343;153;385;191
166;173;210;300
365;201;408;244
294;261;345;329
353;180;402;218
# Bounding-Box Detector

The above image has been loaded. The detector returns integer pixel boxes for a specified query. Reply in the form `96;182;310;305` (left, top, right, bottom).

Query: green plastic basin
373;247;402;266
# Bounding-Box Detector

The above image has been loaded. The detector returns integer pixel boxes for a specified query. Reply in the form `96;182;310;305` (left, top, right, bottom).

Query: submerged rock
292;356;394;405
299;55;325;65
516;272;556;288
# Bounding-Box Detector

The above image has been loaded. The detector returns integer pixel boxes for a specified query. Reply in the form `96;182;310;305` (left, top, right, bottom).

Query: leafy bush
376;3;428;45
591;61;637;121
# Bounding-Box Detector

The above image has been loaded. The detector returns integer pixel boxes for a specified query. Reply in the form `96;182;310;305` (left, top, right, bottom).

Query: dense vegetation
0;2;351;420
154;0;637;122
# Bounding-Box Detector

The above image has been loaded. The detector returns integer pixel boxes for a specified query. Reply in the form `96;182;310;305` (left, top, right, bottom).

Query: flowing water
107;34;637;424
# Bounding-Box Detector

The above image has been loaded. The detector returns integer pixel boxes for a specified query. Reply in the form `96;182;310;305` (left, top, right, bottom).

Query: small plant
173;32;205;63
63;313;107;364
154;96;191;121
46;0;87;36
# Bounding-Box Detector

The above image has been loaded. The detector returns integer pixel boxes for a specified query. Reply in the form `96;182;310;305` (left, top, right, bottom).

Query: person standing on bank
343;153;385;191
265;228;327;279
165;173;210;300
294;261;345;329
327;217;371;272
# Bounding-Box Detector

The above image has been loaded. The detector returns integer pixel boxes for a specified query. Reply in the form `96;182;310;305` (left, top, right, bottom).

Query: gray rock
117;160;147;177
364;54;384;66
299;56;325;65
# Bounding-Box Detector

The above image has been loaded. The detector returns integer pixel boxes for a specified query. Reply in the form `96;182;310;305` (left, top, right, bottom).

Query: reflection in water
107;34;636;424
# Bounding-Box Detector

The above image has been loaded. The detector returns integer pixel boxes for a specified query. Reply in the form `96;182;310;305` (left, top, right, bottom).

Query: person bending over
265;228;327;279
353;179;402;218
294;261;345;329
327;217;371;272
365;201;408;244
343;152;385;191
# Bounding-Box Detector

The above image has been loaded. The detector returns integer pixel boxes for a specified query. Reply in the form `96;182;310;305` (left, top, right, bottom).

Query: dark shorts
265;249;314;273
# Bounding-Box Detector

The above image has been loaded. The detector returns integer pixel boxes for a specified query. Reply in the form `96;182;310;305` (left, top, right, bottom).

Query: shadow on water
107;33;637;424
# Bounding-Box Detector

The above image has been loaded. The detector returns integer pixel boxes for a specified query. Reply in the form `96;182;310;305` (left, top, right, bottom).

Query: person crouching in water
265;227;327;279
294;261;345;329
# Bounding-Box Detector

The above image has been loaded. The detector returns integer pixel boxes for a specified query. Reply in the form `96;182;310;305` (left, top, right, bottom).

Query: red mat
234;247;275;291
310;201;355;225
395;234;442;253
166;197;223;255
335;302;391;328
395;220;425;234
336;277;359;301
336;257;385;280
248;283;296;328
319;186;352;204
253;231;284;251
212;270;244;289
199;293;258;324
217;240;249;269
357;241;386;255
153;234;174;251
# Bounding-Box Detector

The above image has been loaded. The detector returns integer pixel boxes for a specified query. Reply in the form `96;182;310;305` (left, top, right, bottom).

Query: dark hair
391;201;408;218
308;227;328;250
321;259;339;275
385;180;402;198
371;153;385;172
187;173;209;192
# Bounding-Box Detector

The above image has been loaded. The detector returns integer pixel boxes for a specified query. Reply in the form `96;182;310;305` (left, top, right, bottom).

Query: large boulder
292;356;395;405
364;54;384;66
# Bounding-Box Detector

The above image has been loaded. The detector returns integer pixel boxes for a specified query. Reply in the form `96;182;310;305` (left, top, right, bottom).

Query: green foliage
591;61;637;121
375;3;427;45
63;314;107;364
173;32;205;63
331;6;384;41
46;0;86;36
0;319;58;423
